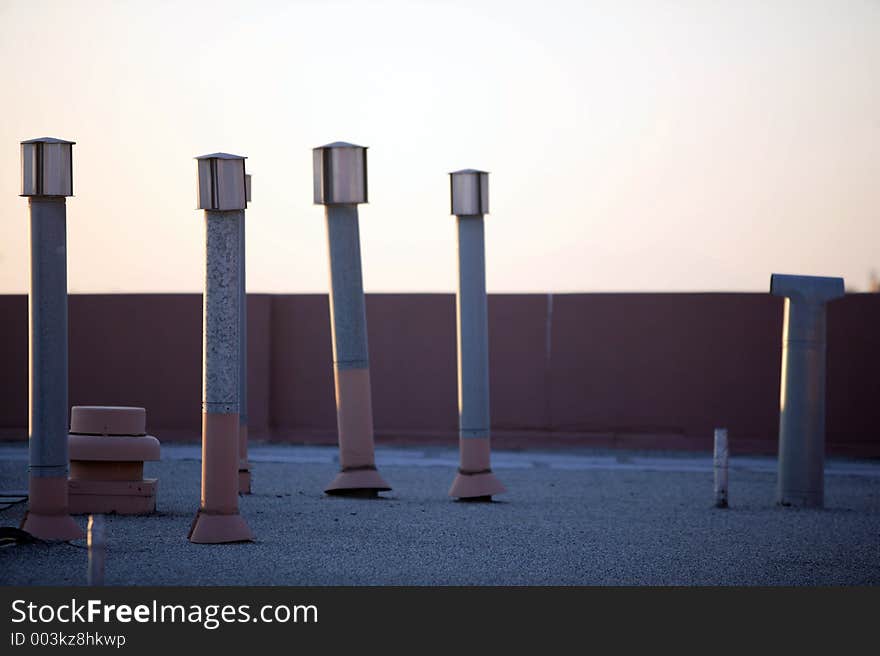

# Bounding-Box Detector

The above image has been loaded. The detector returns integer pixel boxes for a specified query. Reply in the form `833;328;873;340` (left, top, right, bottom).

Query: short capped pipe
770;273;844;508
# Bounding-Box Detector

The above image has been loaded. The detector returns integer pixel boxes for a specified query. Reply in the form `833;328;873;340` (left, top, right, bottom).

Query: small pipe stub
769;272;844;508
68;406;160;515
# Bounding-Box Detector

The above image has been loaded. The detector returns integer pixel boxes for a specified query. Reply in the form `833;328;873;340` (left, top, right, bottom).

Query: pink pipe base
448;438;506;500
189;412;253;544
21;476;84;540
325;368;390;495
189;511;254;544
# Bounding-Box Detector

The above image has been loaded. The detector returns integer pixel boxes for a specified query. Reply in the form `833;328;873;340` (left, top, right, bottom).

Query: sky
0;0;878;293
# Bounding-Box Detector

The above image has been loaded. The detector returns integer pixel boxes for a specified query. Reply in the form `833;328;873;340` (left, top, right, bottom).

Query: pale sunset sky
0;0;877;293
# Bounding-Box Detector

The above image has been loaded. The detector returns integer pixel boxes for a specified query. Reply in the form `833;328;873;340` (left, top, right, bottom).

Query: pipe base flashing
22;476;85;540
448;470;507;499
777;490;823;508
21;512;84;541
188;510;254;544
324;467;391;495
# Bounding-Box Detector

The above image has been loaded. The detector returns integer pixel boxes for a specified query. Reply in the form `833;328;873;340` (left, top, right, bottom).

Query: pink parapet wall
1;293;880;456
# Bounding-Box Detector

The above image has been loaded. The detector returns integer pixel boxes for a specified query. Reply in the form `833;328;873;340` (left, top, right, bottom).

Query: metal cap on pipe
20;137;75;197
450;169;488;216
313;142;368;205
771;273;845;346
195;153;248;211
770;273;845;303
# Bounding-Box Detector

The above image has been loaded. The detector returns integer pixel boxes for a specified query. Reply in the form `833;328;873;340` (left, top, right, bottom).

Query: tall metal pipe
20;137;83;540
313;142;390;496
448;169;506;500
770;273;845;508
189;153;254;543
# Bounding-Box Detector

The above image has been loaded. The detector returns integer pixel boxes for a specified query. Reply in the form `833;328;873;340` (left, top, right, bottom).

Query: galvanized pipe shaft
713;428;728;508
204;210;241;417
326;205;370;371
189;208;253;542
28;197;69;479
456;215;490;441
325;204;375;470
777;298;828;507
201;209;241;515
